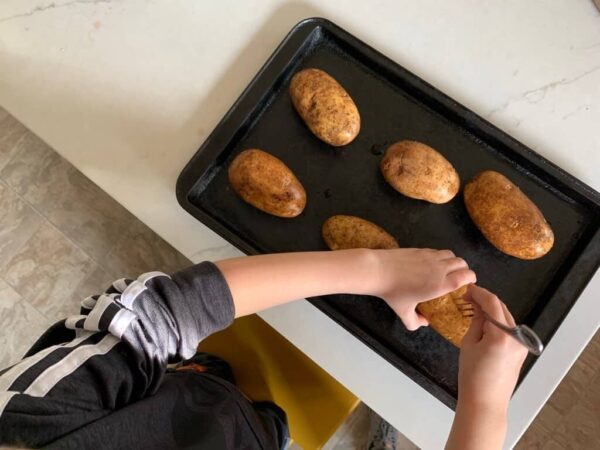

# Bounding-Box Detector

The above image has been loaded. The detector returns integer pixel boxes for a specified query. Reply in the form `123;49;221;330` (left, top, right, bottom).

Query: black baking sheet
177;18;600;408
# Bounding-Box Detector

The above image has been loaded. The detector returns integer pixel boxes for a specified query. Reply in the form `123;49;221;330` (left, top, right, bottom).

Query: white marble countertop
1;1;599;448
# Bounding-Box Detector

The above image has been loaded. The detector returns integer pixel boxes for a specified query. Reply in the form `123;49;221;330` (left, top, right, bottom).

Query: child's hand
458;285;528;412
371;249;476;330
446;285;526;450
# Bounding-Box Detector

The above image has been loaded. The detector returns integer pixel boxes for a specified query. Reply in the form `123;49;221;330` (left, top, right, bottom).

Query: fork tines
455;300;475;318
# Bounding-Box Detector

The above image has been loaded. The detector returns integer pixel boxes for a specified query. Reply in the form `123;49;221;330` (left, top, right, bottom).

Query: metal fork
456;301;544;356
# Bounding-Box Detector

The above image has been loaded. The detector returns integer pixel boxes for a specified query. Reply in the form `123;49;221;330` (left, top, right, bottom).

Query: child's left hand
369;248;476;330
217;248;475;324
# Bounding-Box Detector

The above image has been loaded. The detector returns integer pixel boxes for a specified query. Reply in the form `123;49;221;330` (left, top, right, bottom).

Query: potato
464;170;554;259
228;149;306;218
380;140;460;204
289;68;360;146
322;215;399;250
417;285;471;347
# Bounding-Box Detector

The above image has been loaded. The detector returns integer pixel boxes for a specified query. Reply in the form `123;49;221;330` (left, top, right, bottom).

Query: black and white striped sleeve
0;261;235;448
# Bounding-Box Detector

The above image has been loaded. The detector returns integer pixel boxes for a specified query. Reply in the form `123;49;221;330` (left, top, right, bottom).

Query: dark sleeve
0;262;235;448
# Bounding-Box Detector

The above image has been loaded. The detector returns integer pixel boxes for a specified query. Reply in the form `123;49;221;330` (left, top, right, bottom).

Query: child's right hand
458;285;528;412
447;286;527;450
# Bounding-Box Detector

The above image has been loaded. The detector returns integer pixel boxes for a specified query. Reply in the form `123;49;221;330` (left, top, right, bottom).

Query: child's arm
0;264;236;447
446;285;528;450
216;248;476;330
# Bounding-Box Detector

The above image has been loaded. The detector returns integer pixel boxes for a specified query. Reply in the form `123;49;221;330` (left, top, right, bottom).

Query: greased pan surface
177;18;600;408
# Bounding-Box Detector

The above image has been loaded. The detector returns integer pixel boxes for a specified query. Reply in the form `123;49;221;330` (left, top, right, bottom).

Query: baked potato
417;285;471;347
289;68;360;146
322;215;399;250
380;140;460;204
464;170;554;259
228;149;306;218
321;213;469;344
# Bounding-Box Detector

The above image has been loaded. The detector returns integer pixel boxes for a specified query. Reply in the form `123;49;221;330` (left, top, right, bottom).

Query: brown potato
464;170;554;259
321;214;467;344
228;149;306;218
380;140;460;204
289;68;360;146
322;215;399;250
417;285;471;347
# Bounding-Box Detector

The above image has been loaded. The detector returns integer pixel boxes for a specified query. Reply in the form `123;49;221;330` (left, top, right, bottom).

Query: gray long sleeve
0;261;236;447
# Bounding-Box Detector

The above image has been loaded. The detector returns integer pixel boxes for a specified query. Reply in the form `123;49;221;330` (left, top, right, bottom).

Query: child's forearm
446;399;508;450
215;248;474;330
215;249;380;317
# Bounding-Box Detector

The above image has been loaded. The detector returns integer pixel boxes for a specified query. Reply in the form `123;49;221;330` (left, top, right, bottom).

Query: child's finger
417;312;429;327
436;249;455;260
446;269;476;289
500;301;517;327
462;309;485;345
443;257;469;273
466;285;505;322
401;310;429;331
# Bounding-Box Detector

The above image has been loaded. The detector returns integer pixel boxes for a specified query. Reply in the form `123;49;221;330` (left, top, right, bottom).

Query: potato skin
228;149;306;218
417;285;471;347
289;68;360;146
380;141;460;204
322;215;399;250
464;170;554;259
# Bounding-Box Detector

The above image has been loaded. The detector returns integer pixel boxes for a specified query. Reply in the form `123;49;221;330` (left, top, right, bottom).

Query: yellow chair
198;314;358;449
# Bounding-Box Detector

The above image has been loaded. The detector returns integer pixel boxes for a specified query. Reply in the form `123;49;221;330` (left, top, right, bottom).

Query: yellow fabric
198;314;358;449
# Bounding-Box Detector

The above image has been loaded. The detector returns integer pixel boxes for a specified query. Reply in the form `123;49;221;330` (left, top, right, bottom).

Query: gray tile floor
0;108;189;369
0;107;597;449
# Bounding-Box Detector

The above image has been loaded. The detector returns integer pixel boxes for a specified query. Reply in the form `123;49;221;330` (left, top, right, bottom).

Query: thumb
462;309;485;346
400;310;429;331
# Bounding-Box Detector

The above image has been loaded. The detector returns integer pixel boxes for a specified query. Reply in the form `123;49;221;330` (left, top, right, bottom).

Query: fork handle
483;313;544;356
514;325;544;356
